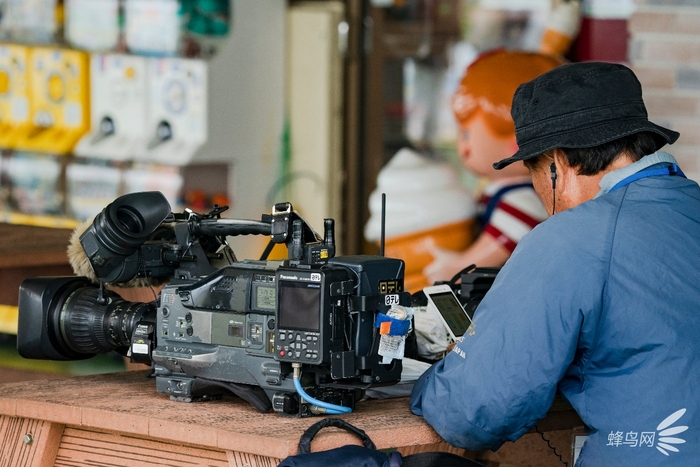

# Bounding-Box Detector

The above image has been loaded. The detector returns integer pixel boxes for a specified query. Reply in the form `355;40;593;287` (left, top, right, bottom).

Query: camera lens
18;277;157;361
59;287;156;356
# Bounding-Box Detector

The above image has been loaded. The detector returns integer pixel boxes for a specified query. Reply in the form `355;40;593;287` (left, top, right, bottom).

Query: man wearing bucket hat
411;61;700;466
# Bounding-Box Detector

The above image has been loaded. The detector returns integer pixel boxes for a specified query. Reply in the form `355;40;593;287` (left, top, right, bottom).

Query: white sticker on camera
132;343;149;354
385;294;400;306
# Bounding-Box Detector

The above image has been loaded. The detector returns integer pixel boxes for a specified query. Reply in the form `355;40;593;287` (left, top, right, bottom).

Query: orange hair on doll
452;50;563;139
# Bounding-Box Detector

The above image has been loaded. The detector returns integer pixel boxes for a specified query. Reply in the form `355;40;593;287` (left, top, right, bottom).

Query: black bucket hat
494;61;680;170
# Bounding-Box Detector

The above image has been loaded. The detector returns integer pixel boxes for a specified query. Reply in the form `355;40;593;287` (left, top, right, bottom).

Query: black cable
534;425;568;466
550;162;557;216
147;282;159;302
448;264;477;287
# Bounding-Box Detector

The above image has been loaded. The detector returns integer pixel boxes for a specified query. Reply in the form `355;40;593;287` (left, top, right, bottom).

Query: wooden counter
0;370;583;467
0;223;75;334
0;223;74;273
0;370;443;466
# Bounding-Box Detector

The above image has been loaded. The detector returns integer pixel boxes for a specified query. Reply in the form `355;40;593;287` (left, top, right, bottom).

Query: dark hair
563;132;662;175
524;132;663;175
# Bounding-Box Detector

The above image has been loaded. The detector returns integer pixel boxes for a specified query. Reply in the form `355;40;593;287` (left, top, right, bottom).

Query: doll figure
423;50;563;284
364;147;477;293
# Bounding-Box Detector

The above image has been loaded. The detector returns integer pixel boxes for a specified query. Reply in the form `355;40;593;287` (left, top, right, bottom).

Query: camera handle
194;219;272;237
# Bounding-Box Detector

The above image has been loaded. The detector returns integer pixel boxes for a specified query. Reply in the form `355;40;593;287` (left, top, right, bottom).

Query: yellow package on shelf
14;47;90;154
0;211;80;229
0;305;18;335
0;44;31;149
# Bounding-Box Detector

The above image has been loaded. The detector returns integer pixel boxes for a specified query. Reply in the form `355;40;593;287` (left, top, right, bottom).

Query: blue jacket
411;153;700;466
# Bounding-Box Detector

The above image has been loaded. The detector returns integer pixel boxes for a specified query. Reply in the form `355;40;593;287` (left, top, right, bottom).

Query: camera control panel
276;330;321;363
274;267;348;365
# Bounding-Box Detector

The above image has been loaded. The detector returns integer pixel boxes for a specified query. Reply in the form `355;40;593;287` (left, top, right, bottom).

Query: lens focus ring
61;288;116;355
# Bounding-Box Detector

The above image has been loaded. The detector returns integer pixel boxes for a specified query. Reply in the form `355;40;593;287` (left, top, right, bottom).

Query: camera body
150;255;409;415
18;192;411;416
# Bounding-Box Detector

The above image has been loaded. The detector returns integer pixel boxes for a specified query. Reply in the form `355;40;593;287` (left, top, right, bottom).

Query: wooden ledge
0;370;443;459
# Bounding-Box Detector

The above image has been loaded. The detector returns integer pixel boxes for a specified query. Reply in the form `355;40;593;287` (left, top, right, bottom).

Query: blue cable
293;377;352;414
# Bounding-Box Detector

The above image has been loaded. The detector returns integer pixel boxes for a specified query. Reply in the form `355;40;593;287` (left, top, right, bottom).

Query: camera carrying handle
193;219;272;237
192;202;321;245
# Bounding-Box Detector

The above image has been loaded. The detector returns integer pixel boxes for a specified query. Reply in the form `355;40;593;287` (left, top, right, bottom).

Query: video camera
17;192;412;416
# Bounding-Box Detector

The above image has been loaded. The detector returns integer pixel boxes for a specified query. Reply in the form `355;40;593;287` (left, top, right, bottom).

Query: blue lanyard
609;163;686;193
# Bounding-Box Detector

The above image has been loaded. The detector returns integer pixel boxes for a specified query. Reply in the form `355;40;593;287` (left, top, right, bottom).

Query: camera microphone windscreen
67;218;98;283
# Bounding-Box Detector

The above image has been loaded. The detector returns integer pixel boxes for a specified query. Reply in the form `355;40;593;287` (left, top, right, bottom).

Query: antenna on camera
380;193;386;257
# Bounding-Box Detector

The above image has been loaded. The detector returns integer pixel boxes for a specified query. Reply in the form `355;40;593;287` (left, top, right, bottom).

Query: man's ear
552;150;573;185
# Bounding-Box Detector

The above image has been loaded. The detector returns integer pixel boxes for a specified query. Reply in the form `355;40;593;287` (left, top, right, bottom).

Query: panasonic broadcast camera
17;191;411;416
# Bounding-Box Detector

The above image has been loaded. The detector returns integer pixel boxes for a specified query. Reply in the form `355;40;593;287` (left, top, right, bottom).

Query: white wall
196;0;287;258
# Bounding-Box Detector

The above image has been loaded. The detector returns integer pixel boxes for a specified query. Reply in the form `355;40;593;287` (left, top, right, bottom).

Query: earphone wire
550;162;557;216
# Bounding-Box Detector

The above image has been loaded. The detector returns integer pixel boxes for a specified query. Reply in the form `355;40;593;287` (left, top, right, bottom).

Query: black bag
277;418;486;467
